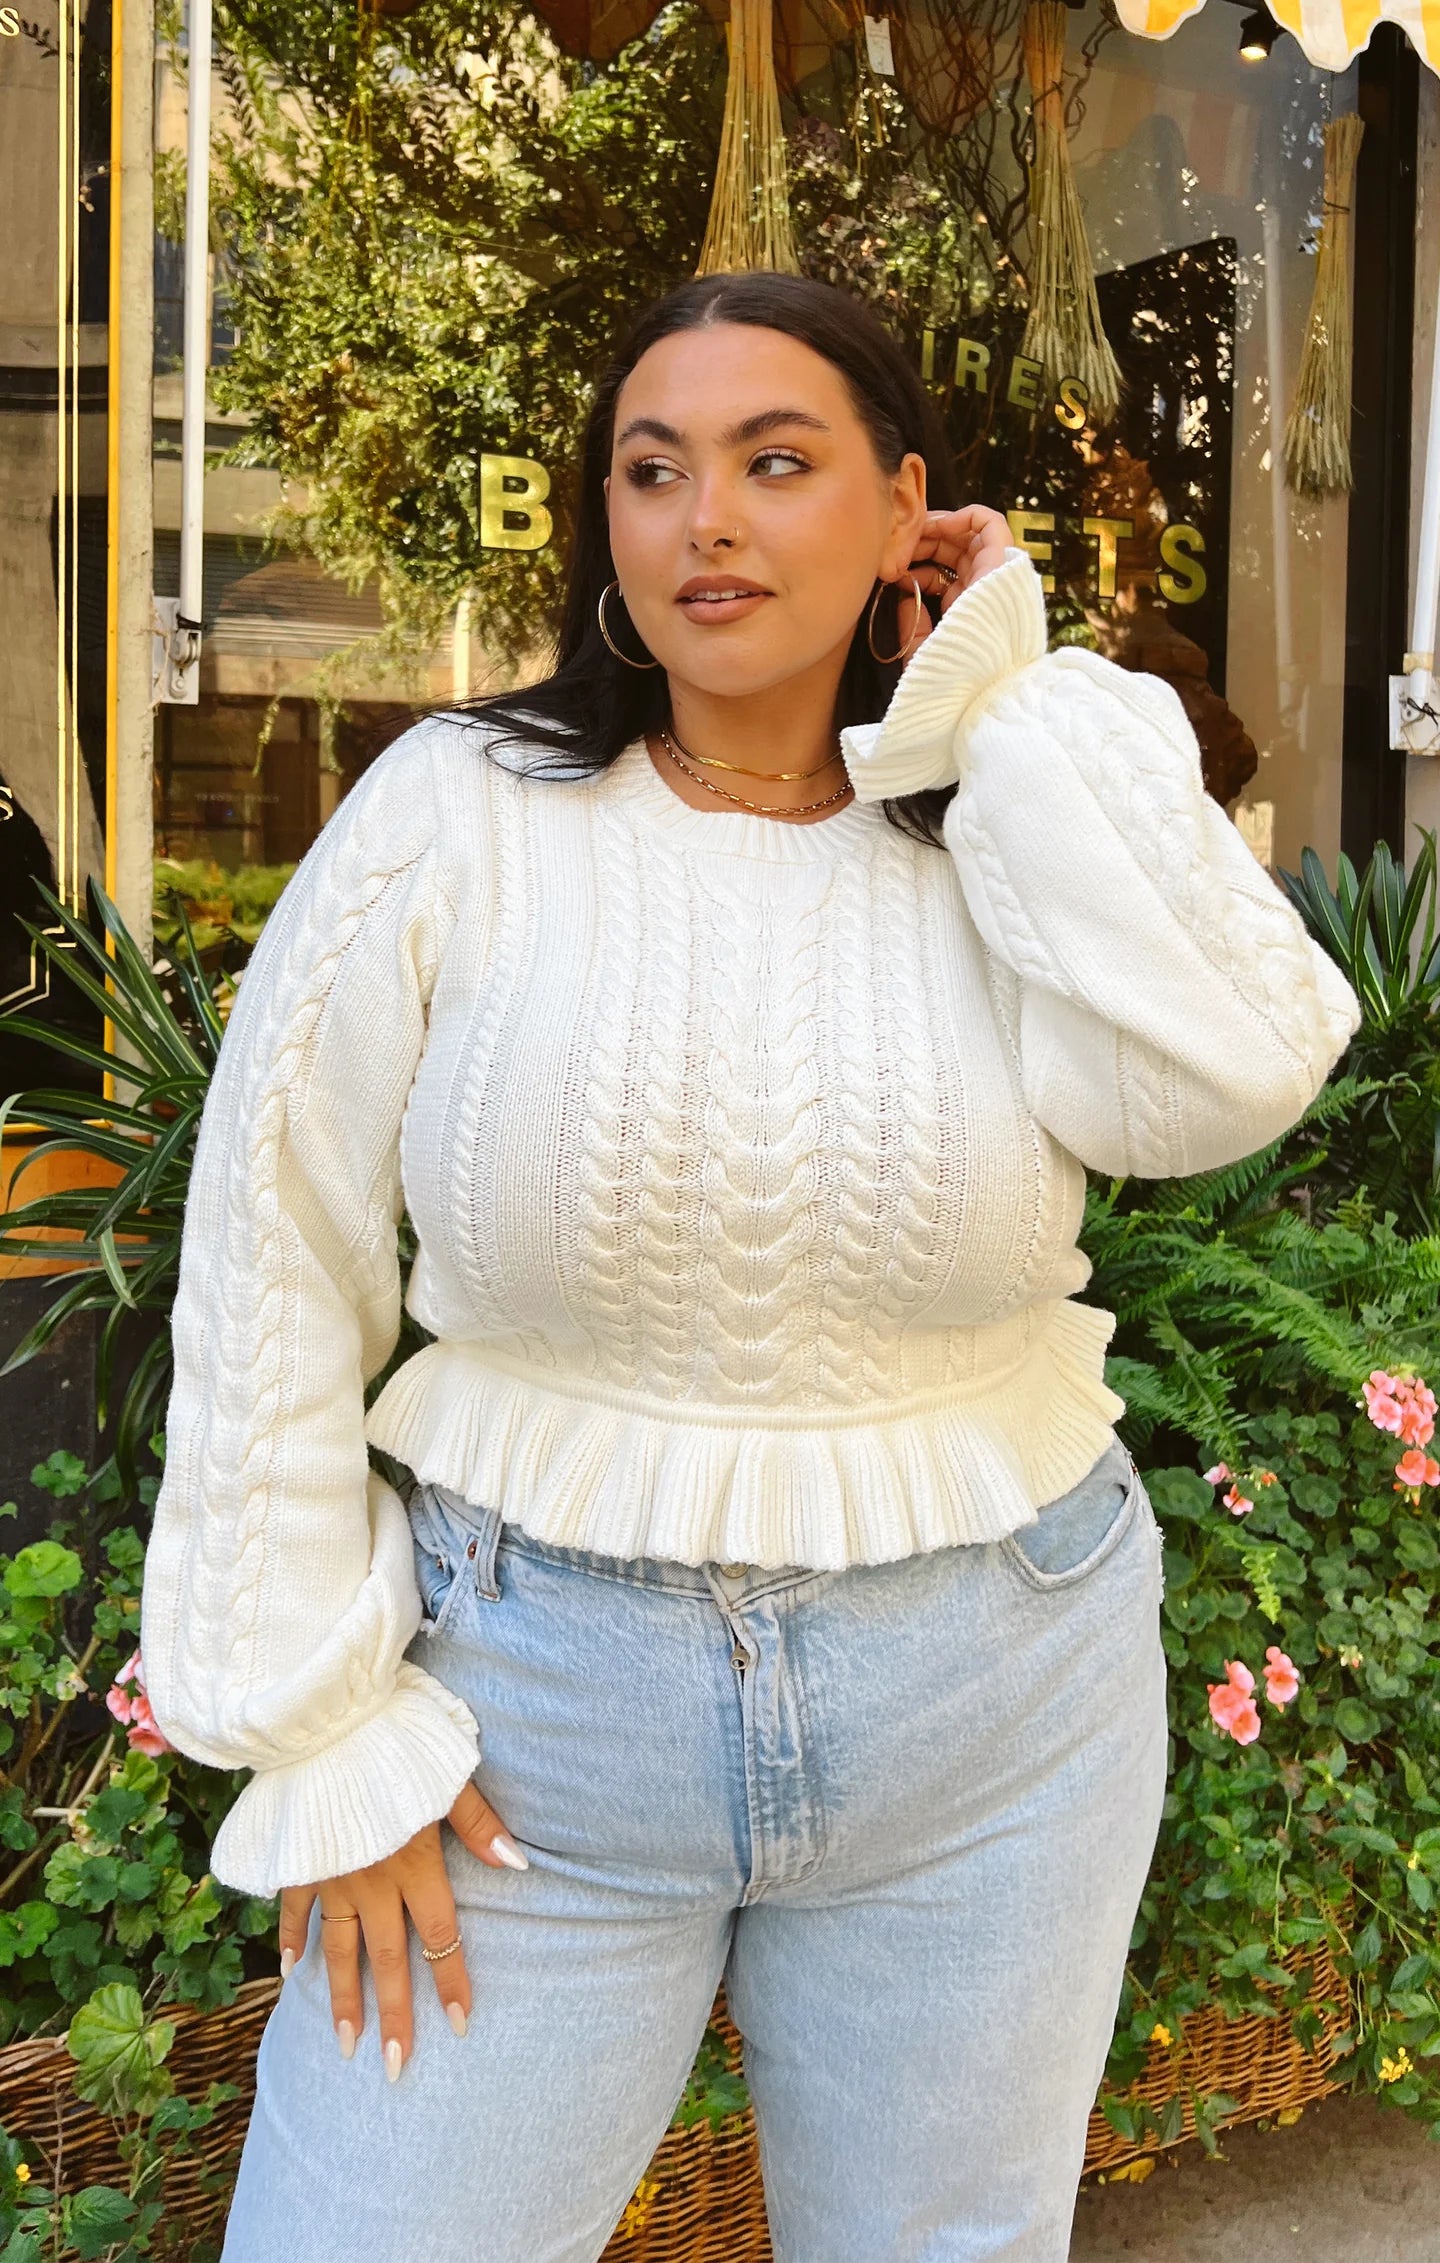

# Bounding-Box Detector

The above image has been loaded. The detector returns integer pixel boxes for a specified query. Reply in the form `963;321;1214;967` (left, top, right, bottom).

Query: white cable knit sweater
141;548;1360;1893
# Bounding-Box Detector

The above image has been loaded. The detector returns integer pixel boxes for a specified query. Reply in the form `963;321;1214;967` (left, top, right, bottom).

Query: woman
142;272;1359;2262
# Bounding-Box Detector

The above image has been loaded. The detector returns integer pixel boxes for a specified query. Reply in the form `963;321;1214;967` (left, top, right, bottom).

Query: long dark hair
461;271;960;845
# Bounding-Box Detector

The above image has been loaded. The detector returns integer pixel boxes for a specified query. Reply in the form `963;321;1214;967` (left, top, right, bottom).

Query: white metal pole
1407;273;1440;708
177;0;212;632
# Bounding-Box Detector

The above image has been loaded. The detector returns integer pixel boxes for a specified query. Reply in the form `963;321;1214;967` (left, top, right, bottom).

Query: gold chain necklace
664;723;838;783
657;728;855;817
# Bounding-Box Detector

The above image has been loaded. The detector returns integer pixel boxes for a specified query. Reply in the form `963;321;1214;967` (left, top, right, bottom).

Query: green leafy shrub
1084;833;1440;2139
0;1450;272;2048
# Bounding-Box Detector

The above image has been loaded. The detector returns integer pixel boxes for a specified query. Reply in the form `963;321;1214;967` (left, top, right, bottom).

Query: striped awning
1115;0;1439;72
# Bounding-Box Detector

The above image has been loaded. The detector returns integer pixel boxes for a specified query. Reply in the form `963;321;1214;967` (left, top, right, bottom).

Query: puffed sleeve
140;723;480;1896
840;548;1361;1179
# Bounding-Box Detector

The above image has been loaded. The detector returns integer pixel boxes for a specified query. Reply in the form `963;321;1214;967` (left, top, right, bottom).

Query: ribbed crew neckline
604;733;881;863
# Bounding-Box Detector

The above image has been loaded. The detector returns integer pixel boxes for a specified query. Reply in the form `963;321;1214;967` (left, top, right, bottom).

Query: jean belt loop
472;1502;505;1603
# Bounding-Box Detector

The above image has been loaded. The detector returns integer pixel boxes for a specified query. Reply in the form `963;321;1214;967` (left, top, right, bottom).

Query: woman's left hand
895;504;1013;665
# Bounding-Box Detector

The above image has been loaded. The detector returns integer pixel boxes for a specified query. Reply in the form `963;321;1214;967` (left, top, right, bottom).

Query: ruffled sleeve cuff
209;1663;482;1897
840;546;1049;800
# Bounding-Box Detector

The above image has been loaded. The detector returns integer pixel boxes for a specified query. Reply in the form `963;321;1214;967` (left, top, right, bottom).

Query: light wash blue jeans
222;1434;1167;2262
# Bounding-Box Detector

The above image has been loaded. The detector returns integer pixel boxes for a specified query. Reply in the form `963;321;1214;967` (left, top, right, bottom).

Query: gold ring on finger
421;1935;464;1964
936;563;958;584
320;1911;361;1924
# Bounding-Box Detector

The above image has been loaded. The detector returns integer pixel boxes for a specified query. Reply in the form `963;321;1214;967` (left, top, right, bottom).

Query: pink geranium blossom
104;1649;174;1757
1208;1660;1262;1745
1363;1371;1404;1432
1364;1370;1436;1451
1395;1449;1440;1493
1398;1384;1437;1449
1203;1463;1231;1485
1222;1484;1255;1518
1263;1646;1301;1709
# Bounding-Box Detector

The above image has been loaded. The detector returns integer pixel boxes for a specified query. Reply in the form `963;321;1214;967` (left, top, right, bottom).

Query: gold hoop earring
866;574;925;666
598;581;662;670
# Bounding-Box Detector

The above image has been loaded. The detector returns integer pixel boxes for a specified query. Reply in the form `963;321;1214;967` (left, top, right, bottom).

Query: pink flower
1223;1484;1255;1518
104;1649;173;1756
1208;1661;1262;1745
1263;1646;1301;1709
1365;1371;1437;1449
1395;1449;1440;1490
1203;1463;1231;1485
1363;1370;1403;1432
124;1691;173;1758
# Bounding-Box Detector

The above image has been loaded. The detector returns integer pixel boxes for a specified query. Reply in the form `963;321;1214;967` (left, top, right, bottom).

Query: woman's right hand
277;1782;529;2078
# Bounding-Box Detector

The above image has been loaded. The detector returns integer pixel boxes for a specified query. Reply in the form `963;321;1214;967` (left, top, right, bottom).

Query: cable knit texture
142;545;1360;1893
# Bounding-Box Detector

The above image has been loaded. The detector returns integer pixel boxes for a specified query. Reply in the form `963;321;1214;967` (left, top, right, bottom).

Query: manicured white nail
280;1947;296;1980
385;2038;403;2083
446;2001;468;2038
336;2019;356;2060
490;1831;529;1871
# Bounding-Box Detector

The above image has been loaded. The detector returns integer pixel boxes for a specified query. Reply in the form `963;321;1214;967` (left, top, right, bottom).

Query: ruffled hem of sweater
363;1299;1127;1572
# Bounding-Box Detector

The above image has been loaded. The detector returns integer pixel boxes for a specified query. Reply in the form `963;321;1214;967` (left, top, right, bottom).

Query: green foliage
0;884;225;1497
0;1432;268;2248
1080;878;1440;2140
67;1987;175;2117
670;2024;751;2132
0;1448;268;2050
1278;832;1440;1232
0;2077;240;2262
152;860;296;956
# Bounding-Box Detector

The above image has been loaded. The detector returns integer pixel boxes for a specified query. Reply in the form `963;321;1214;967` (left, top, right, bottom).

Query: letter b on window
480;454;552;551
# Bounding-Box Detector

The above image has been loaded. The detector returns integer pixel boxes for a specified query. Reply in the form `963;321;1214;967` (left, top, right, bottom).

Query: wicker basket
1081;1937;1350;2178
0;1953;1347;2251
0;1977;279;2233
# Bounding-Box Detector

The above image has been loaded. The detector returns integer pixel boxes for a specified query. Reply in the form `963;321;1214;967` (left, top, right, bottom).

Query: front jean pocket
999;1444;1143;1592
408;1482;482;1640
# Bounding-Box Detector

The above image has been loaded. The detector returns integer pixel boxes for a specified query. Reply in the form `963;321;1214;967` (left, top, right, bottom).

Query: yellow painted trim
103;0;124;1093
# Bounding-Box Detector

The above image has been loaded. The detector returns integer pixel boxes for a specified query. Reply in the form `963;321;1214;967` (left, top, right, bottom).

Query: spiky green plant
0;884;224;1497
1277;831;1440;1232
1;883;431;1506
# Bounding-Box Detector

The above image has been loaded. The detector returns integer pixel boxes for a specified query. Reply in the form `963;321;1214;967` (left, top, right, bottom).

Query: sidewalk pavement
1071;2095;1440;2259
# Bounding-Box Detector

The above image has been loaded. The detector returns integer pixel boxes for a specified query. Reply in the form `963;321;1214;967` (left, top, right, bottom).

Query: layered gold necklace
656;724;854;817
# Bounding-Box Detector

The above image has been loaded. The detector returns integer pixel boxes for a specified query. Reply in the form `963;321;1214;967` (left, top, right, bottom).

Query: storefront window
908;0;1355;877
1059;0;1354;877
141;0;1360;916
